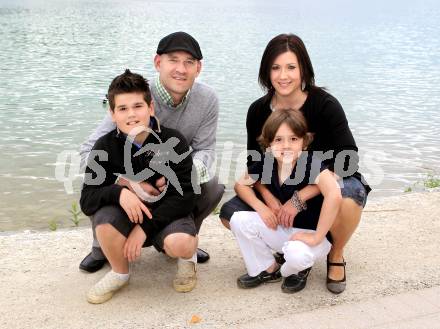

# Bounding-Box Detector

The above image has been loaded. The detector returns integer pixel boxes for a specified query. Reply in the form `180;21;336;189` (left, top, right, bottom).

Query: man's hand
119;188;152;224
256;205;278;230
117;177;133;190
277;201;299;228
155;176;167;193
118;177;161;196
124;225;147;262
290;231;322;247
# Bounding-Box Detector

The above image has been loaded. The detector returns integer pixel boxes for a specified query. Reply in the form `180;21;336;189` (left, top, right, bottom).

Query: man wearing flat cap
79;31;224;293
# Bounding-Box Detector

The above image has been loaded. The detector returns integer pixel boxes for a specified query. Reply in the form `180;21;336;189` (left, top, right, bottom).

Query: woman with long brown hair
220;34;370;294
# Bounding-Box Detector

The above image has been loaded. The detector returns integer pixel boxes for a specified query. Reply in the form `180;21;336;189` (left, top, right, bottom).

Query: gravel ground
1;191;439;329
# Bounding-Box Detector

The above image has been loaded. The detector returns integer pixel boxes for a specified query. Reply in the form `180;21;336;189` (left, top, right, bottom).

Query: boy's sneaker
87;271;129;304
237;267;282;289
173;259;197;293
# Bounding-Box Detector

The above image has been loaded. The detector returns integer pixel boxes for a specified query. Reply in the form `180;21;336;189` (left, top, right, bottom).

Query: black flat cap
157;31;203;60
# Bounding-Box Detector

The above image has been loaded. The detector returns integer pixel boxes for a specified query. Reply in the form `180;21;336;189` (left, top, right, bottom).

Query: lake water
1;0;439;231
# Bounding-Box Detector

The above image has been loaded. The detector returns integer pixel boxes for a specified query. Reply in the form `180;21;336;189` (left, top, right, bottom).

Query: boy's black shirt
80;126;195;234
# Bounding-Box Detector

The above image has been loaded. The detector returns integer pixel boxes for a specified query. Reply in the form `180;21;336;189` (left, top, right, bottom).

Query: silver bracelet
291;191;307;212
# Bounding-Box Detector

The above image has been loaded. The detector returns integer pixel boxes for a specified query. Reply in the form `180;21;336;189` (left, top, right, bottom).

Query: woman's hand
124;225;147;262
119;188;152;224
290;231;323;247
256;205;278;230
277;201;299;228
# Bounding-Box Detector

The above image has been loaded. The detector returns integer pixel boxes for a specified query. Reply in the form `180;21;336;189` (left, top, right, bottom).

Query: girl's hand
256;205;278;230
262;193;282;216
119;188;152;224
124;225;147;262
290;232;322;247
277;201;299;228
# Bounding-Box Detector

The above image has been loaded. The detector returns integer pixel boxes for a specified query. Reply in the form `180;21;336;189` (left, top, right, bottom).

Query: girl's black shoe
237;268;282;289
274;252;286;265
281;267;312;293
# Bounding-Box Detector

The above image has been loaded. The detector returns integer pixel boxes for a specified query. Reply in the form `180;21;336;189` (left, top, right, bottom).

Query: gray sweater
80;78;219;177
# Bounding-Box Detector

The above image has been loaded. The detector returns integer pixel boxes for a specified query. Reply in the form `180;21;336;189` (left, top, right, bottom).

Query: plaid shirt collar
155;78;190;108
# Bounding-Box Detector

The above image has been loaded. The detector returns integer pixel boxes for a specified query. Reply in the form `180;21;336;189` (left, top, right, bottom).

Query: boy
80;69;197;304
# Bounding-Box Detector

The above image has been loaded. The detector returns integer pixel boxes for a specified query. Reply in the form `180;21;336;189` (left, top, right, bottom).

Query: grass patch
212;205;221;215
404;172;440;192
48;219;58;231
48;201;83;230
68;201;83;226
423;174;440;189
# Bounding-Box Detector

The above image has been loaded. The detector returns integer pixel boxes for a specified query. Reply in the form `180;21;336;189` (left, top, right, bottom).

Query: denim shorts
338;176;368;208
219;176;368;222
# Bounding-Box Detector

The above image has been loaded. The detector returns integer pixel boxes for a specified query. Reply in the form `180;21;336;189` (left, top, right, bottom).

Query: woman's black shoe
281;267;312;293
326;256;346;294
237;268;281;289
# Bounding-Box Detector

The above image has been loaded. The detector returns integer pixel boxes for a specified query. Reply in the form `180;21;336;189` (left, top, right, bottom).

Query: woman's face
270;51;302;97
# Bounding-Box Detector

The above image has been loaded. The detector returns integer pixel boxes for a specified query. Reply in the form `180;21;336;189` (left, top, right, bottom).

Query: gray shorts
91;205;196;251
89;176;225;259
219;176;368;222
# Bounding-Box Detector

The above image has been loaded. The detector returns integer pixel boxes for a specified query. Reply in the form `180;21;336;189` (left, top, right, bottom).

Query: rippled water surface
1;0;439;230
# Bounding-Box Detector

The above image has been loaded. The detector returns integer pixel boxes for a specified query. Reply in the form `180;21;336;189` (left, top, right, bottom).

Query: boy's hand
119;188;152;224
124;225;147;262
261;193;282;216
290;232;322;247
256;205;278;230
278;201;299;228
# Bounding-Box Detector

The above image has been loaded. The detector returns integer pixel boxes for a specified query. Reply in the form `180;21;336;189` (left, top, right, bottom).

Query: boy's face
154;51;201;103
110;92;154;135
270;123;304;164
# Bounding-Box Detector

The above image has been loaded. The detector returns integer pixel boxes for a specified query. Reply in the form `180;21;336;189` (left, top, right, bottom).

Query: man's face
110;92;154;135
154;51;202;104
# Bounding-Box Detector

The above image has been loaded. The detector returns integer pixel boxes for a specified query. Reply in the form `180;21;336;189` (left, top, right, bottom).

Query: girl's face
270;51;302;97
270;122;304;164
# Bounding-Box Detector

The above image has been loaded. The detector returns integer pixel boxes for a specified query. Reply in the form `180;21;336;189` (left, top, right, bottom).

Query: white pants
230;211;332;277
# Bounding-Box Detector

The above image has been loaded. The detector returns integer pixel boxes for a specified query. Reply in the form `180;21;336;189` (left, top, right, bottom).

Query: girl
230;109;341;293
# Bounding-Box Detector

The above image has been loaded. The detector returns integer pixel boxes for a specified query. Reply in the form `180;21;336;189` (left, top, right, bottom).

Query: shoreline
1;188;439;234
1;191;440;328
